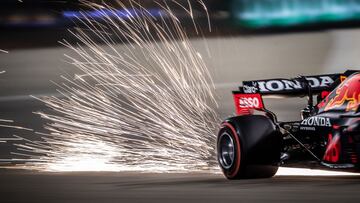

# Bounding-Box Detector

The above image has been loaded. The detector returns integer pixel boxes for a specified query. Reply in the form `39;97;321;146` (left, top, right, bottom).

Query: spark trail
16;0;220;172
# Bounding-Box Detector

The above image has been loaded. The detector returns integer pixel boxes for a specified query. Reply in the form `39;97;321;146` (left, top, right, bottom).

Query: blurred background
1;0;360;160
3;0;360;48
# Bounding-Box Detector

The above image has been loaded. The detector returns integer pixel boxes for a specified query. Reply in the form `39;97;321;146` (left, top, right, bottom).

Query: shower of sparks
0;119;33;132
0;118;33;148
12;0;220;172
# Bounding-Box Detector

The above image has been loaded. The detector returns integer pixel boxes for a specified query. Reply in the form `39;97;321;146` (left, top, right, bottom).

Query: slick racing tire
217;115;281;179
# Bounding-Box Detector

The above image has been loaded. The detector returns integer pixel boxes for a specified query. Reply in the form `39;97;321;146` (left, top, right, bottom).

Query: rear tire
217;123;242;179
217;117;280;179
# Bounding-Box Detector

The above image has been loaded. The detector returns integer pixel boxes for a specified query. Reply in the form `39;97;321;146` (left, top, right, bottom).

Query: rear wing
239;74;341;96
233;70;358;115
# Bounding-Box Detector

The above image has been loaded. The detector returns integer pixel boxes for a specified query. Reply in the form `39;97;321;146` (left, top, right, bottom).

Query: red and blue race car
217;70;360;179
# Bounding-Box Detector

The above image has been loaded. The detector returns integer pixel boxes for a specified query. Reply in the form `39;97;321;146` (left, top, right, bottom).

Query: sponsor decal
301;116;331;127
239;97;260;108
243;84;258;94
233;93;264;115
243;76;335;93
257;79;302;92
323;133;341;163
300;126;316;131
324;73;360;112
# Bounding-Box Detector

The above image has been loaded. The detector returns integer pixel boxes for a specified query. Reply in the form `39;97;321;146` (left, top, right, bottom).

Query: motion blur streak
276;167;360;176
62;8;164;20
13;0;220;172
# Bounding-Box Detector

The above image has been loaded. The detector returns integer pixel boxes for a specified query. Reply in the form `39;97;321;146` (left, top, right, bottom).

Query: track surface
1;171;360;203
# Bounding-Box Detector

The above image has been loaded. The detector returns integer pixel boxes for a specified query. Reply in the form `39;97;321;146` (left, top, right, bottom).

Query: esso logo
233;93;264;115
239;97;260;108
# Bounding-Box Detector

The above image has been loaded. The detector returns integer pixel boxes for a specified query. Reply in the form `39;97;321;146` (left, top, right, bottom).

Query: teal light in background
231;0;360;28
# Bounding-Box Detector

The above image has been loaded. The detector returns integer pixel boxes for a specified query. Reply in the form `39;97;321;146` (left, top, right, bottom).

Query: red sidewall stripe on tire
221;122;241;178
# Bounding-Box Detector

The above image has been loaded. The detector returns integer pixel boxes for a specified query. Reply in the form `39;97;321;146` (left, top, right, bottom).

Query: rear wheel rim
218;132;235;169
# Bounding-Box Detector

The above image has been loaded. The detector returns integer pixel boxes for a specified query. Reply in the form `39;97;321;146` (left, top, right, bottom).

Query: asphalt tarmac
1;170;360;203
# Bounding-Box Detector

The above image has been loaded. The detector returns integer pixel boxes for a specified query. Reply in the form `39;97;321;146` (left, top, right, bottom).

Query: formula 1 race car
217;70;360;179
